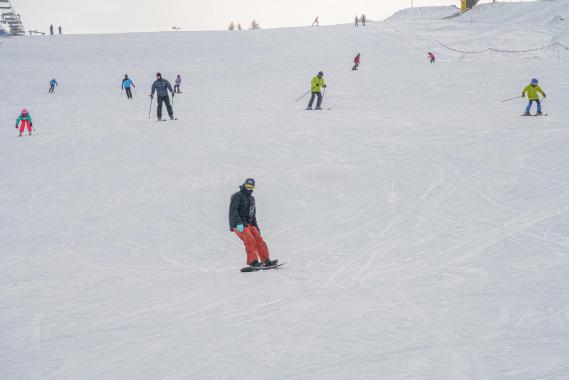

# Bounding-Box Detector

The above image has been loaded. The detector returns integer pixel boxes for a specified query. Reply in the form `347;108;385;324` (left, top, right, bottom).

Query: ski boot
536;112;543;116
306;107;313;111
522;112;531;116
248;260;262;269
18;133;22;137
315;106;322;110
263;258;279;268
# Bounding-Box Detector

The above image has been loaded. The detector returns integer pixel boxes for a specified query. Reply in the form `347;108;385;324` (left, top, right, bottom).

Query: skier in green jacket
522;78;547;116
306;71;327;110
15;109;33;137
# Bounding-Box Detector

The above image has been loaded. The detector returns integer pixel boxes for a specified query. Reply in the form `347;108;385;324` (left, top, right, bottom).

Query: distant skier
361;14;366;26
428;52;436;63
522;78;547;116
50;24;54;35
174;75;182;93
352;53;361;71
150;72;175;121
49;78;58;93
58;26;62;35
312;17;319;26
122;74;135;99
15;109;33;137
229;178;278;269
306;71;327;110
354;15;359;27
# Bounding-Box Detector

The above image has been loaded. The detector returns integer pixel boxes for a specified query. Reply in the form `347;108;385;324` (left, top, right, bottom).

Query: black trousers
157;95;174;119
174;84;180;93
308;92;322;108
49;85;55;93
125;87;133;99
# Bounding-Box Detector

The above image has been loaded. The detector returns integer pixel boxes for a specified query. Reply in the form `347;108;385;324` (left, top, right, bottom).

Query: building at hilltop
0;0;25;36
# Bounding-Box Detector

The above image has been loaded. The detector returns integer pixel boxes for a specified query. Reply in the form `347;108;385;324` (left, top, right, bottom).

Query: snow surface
2;0;569;379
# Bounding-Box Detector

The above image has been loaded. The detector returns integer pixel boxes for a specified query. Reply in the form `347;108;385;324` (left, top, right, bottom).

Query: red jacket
354;55;360;64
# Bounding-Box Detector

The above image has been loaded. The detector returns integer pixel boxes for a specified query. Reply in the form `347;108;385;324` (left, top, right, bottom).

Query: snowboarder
15;109;33;137
354;15;359;27
428;52;436;63
361;14;366;26
229;178;277;269
312;17;319;26
352;53;361;71
49;78;58;93
522;78;547;116
122;74;135;99
150;72;175;121
174;75;182;93
50;24;54;35
306;71;326;110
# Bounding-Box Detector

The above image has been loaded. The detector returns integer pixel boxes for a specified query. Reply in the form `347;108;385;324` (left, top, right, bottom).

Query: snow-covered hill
1;1;569;379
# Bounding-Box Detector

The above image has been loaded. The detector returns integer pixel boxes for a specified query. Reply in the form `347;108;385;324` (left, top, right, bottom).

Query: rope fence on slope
434;40;569;55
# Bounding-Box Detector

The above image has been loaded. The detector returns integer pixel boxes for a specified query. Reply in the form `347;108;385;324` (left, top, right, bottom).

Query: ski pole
501;95;522;103
295;90;311;103
148;96;153;119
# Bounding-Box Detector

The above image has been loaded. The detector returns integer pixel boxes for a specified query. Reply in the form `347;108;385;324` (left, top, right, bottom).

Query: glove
323;85;327;88
237;224;244;233
15;125;18;129
30;123;33;127
150;95;153;99
172;92;175;97
543;94;547;98
522;94;525;98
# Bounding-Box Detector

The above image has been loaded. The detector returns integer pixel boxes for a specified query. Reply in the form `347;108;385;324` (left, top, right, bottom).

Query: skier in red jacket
352;53;361;71
428;52;436;63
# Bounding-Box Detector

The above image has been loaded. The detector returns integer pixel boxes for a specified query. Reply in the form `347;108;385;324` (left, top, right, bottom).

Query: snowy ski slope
1;0;569;378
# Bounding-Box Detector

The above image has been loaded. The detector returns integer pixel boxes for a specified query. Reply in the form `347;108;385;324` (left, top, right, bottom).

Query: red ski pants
19;120;32;133
234;225;269;265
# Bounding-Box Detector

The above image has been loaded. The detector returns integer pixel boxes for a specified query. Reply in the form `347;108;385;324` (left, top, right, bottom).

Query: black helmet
156;72;162;78
243;178;255;190
318;71;323;77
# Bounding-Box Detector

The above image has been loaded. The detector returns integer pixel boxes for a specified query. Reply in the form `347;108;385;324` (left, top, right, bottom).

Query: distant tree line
228;20;260;30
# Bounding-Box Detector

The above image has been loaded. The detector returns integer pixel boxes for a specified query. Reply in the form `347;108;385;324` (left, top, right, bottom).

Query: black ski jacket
229;187;259;231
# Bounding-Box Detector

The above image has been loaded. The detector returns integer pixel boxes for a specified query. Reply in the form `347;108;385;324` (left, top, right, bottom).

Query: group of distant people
311;14;367;27
354;14;367;27
49;24;62;35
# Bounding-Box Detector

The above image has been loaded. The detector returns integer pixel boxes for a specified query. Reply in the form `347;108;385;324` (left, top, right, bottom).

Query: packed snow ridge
1;0;569;379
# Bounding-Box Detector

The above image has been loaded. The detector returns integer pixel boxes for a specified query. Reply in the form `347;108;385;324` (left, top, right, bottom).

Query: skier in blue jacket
49;79;58;93
122;74;135;99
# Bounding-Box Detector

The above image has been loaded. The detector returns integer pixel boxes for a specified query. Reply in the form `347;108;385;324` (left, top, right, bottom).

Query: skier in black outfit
150;72;175;121
229;178;278;268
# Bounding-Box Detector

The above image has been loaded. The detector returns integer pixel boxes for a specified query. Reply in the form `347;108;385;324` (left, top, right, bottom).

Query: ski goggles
244;183;255;190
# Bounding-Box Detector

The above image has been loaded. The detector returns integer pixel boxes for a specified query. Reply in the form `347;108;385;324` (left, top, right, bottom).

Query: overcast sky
11;0;530;34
